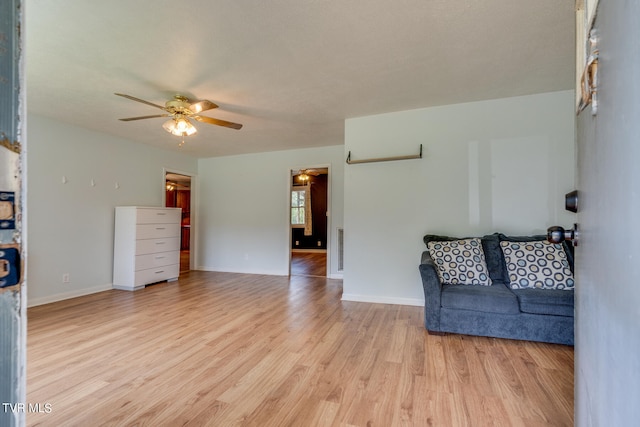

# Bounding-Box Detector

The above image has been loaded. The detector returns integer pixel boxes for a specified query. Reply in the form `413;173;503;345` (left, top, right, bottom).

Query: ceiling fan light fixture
163;117;197;136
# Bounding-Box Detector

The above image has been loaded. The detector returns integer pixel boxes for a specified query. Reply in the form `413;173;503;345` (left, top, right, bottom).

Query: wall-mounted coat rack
346;144;423;165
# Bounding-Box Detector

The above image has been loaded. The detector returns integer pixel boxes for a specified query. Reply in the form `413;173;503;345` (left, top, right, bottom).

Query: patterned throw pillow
427;238;492;286
500;241;574;290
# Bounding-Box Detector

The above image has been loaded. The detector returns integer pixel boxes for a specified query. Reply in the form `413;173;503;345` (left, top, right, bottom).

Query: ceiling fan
115;93;242;143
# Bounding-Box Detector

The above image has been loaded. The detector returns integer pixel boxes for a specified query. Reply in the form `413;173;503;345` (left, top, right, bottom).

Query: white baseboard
341;293;424;307
327;273;343;280
28;283;114;307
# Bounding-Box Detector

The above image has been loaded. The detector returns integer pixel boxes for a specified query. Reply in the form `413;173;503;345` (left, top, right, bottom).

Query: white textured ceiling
25;0;575;158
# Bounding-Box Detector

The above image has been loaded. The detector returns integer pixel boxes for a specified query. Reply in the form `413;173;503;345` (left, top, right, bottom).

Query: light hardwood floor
291;252;327;277
27;271;573;426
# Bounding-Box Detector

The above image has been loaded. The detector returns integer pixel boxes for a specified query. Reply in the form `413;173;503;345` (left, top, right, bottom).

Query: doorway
289;167;329;277
165;171;193;273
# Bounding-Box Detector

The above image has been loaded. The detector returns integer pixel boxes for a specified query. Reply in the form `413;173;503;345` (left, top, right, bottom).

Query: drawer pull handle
156;213;166;215
155;242;166;245
155;256;165;259
155;227;166;230
155;270;165;274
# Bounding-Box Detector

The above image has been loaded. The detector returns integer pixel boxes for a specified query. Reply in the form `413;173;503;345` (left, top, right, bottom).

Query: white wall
197;145;344;277
343;91;576;305
27;114;198;306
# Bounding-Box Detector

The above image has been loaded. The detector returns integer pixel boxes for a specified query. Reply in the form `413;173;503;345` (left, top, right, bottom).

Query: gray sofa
419;233;574;345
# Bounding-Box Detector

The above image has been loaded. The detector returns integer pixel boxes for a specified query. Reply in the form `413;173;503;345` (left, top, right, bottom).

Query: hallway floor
291;252;326;277
180;250;190;272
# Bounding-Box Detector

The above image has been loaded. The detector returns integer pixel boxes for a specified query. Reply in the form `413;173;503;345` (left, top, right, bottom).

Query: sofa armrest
419;252;443;331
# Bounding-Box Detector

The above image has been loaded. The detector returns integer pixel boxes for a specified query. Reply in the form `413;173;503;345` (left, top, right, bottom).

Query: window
291;189;306;226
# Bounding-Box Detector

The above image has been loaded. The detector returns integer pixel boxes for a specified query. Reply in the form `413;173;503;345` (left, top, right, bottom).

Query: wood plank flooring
26;271;573;426
291;251;327;277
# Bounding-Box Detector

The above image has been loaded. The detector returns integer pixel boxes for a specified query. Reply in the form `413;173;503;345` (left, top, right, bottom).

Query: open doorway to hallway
165;172;192;272
289;167;329;277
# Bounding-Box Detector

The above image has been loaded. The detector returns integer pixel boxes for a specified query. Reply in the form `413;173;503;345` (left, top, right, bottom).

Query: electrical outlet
62;273;70;283
317;241;322;247
295;241;299;246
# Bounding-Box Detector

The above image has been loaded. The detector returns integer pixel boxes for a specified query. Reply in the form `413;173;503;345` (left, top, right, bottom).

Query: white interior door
573;2;640;425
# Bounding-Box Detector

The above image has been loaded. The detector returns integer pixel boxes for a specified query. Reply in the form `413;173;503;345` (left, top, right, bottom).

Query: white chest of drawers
113;206;181;290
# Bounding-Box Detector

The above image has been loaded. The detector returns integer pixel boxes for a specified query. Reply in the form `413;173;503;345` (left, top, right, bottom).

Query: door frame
287;163;332;277
162;168;196;271
1;0;26;424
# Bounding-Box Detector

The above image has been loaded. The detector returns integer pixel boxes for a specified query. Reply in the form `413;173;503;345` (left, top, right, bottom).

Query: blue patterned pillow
500;241;574;290
427;238;492;286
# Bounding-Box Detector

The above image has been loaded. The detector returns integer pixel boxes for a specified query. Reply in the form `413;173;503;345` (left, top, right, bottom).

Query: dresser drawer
135;251;179;271
136;208;181;224
136;223;180;239
134;263;179;286
135;237;180;255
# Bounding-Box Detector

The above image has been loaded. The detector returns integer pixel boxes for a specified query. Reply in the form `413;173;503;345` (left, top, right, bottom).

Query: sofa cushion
500;241;574;290
441;282;520;314
424;234;503;283
427;238;492;286
512;288;574;316
497;233;575;273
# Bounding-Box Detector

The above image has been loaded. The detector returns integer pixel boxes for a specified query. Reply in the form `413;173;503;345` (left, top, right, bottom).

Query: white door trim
163;168;197;271
288;163;332;277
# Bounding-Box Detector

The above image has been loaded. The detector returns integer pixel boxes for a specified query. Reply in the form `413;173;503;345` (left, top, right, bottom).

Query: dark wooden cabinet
176;190;190;214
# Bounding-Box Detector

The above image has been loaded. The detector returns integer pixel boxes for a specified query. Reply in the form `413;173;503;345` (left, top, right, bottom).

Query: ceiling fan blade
114;93;167;110
188;99;218;114
119;114;169;121
193;115;243;130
